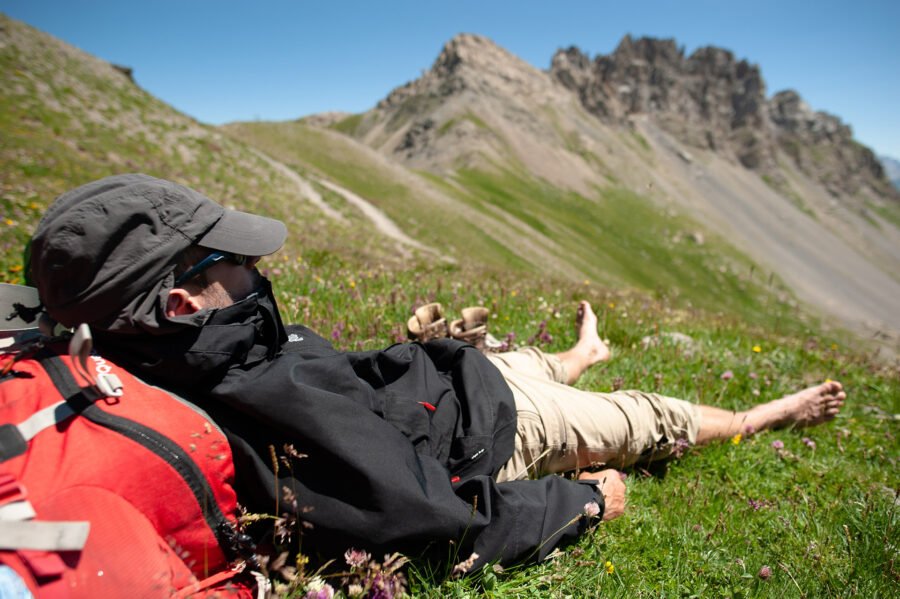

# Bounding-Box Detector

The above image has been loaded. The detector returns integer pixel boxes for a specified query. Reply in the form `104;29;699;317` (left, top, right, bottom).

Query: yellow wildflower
8;265;23;273
825;378;832;383
830;343;838;350
608;302;616;309
510;290;518;297
4;219;13;226
605;560;614;574
752;345;762;353
295;552;310;574
731;433;742;445
583;279;590;285
349;280;356;289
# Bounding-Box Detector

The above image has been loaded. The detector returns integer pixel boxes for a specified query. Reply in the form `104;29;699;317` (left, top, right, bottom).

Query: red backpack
0;325;260;598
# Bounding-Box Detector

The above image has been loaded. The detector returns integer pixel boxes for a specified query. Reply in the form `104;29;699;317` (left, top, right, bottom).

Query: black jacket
97;285;602;569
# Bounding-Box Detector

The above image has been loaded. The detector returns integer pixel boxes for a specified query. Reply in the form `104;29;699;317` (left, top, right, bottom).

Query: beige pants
491;348;700;482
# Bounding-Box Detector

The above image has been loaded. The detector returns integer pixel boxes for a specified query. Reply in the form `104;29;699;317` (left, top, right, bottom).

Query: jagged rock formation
551;38;768;163
550;36;897;203
769;90;892;198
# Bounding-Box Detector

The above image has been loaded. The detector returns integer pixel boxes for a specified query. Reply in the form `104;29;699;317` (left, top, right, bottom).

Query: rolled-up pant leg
491;348;700;482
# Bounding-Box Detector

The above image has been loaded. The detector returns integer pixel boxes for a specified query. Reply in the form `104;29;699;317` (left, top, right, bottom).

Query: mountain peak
377;32;553;112
432;33;505;76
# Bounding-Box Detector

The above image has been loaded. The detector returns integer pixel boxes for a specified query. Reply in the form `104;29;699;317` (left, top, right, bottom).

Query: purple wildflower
583;501;601;518
744;424;756;435
758;565;772;580
720;370;734;381
802;437;816;450
672;437;691;458
303;578;334;599
771;440;784;450
748;498;763;511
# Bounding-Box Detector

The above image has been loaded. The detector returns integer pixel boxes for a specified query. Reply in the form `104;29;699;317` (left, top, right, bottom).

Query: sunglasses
174;251;247;287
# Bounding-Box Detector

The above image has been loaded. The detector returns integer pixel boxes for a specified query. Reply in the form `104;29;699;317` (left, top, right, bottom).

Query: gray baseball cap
30;173;287;333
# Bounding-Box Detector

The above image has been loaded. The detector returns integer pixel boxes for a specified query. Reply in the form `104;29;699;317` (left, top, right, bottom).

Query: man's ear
166;288;204;317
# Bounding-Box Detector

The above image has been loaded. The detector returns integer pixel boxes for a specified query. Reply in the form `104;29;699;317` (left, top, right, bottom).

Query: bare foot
751;381;846;429
575;301;611;365
554;301;612;385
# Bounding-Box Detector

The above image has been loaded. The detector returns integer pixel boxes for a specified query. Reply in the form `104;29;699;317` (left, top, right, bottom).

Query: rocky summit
550;36;895;204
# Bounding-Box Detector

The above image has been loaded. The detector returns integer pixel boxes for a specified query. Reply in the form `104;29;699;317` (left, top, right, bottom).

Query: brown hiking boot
450;306;490;350
407;302;450;342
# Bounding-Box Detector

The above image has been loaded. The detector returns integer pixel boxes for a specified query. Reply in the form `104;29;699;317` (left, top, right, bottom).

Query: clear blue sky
3;0;899;159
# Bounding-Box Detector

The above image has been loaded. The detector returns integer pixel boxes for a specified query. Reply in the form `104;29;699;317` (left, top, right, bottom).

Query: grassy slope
225;120;802;334
222;120;532;272
263;256;898;597
0;14;397;281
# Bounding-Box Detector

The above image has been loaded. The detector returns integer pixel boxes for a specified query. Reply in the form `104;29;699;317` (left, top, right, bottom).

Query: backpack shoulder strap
0;347;105;464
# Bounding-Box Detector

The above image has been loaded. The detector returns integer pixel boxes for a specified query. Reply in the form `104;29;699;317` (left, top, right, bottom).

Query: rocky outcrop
550;36;898;202
550;37;771;166
770;90;894;198
362;33;574;168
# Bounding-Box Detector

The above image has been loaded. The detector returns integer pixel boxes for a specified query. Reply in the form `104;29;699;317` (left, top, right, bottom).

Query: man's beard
199;269;262;308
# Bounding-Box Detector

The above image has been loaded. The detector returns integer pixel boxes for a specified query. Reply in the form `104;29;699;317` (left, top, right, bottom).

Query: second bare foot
575;301;611;365
751;381;846;430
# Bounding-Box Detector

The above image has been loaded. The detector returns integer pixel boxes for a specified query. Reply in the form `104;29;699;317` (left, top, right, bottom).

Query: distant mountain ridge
349;33;897;209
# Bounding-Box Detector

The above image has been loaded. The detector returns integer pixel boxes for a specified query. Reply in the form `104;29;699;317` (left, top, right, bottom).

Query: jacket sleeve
208;353;603;568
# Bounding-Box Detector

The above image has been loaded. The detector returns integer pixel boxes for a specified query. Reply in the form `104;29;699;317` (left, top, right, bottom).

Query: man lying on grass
28;174;846;572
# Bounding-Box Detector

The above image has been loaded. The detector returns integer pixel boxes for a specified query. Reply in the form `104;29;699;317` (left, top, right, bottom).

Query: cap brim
195;209;287;257
0;283;41;332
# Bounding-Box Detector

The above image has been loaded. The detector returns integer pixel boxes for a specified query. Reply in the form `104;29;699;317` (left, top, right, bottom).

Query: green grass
451;167;799;330
438;112;492;137
868;200;900;229
329;113;364;136
258;252;898;598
